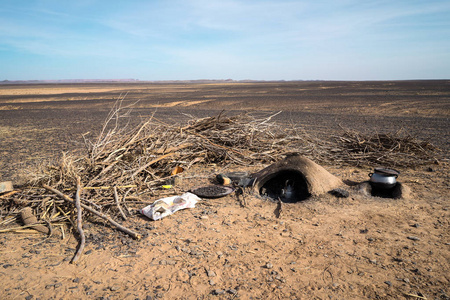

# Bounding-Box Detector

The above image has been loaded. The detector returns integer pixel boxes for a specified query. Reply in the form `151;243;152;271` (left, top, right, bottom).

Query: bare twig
113;186;127;221
43;184;141;239
132;152;176;177
71;177;85;264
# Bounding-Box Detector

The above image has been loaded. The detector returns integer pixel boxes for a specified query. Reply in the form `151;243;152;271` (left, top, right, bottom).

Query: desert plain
0;80;449;299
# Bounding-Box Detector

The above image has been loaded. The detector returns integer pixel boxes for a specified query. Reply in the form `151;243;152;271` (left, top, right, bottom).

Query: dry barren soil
0;81;449;299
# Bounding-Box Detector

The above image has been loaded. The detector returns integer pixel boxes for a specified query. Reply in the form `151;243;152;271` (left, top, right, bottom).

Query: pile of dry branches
331;129;440;167
0;101;443;261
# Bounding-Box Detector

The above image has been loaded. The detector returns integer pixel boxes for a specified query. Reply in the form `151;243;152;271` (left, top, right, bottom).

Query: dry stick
122;119;152;148
121;188;133;215
113;186;127;221
82;185;137;190
88;160;120;185
71;177;85;264
187;130;245;156
0;190;19;199
131;152;176;177
42;184;141;240
155;142;193;155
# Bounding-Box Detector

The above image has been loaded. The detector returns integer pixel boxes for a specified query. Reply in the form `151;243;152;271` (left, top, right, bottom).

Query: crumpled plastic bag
141;192;201;221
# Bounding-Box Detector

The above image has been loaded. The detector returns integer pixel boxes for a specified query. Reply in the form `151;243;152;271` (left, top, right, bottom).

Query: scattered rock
264;263;273;269
227;288;237;295
206;269;216;277
384;281;392;287
212;289;225;295
407;236;420;241
110;286;120;291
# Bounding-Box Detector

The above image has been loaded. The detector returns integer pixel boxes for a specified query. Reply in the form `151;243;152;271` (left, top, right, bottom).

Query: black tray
191;185;234;199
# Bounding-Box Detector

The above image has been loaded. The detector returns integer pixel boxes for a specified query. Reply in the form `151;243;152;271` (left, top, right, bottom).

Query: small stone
207;269;216;277
407;236;420;241
411;223;420;228
209;279;216;286
265;263;273;269
369;259;377;265
213;289;225;295
200;215;209;220
85;250;93;255
403;278;410;283
25;295;33;300
110;286;120;291
73;278;80;283
384;281;392;287
227;289;237;295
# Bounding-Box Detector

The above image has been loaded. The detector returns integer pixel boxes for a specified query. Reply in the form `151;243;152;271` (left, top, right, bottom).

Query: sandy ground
0;81;449;299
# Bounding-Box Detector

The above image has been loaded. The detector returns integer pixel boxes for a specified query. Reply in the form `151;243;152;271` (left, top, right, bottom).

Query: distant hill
0;78;272;85
0;79;139;84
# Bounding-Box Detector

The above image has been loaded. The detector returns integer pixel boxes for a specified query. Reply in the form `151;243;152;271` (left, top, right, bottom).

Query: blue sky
0;0;449;81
